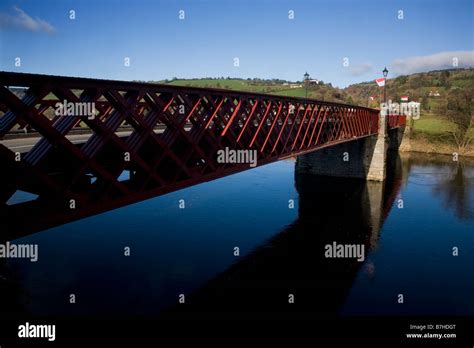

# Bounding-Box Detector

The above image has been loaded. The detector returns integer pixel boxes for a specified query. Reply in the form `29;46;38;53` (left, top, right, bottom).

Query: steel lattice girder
0;71;383;238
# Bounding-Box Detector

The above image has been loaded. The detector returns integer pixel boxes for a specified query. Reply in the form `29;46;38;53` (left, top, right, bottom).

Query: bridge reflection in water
161;154;403;319
0;154;403;318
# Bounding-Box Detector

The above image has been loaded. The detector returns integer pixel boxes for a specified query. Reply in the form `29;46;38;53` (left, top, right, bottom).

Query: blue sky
0;0;472;87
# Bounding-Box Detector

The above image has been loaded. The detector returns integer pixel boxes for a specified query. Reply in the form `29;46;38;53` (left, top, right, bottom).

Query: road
0;131;133;153
0;125;193;153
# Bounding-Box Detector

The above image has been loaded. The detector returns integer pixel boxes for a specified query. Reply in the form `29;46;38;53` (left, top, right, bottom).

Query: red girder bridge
0;72;406;238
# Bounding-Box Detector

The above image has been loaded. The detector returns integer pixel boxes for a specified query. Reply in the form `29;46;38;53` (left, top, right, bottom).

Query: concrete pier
296;116;405;181
367;115;388;181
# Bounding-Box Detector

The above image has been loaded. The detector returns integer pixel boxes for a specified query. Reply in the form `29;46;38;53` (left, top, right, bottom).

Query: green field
166;78;308;97
413;112;456;134
412;112;474;150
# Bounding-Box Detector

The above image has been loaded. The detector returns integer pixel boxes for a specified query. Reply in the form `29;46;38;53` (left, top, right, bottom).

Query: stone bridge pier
295;115;407;182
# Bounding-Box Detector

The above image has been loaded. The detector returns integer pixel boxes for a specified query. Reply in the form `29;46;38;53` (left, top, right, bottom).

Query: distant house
429;90;441;97
401;96;409;101
308;79;320;85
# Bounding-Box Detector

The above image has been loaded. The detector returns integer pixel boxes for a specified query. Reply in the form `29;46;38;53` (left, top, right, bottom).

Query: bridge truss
0;72;405;238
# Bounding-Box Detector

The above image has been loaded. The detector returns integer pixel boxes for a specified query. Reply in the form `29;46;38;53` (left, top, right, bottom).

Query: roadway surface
0;131;133;153
0;126;192;153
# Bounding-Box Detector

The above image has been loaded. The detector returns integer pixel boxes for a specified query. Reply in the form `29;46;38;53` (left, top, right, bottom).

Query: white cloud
348;63;373;76
391;51;474;75
0;6;55;34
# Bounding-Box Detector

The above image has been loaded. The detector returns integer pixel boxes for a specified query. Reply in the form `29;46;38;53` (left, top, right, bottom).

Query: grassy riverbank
402;113;474;157
401;135;474;157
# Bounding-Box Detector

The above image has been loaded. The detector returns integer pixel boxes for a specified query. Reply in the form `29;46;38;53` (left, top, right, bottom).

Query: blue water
342;162;474;315
2;155;474;317
6;160;299;316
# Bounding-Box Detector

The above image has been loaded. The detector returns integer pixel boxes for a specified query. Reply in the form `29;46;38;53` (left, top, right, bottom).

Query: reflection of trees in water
433;163;474;220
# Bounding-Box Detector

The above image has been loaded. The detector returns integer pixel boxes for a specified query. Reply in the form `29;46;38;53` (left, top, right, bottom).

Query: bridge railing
387;114;407;129
0;71;380;237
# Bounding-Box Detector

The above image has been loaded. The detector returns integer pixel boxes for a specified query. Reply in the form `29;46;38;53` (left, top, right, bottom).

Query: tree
439;70;451;88
396;75;408;85
421;96;430;112
436;88;473;152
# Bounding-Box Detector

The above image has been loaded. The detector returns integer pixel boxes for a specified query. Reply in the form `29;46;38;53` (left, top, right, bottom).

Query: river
1;152;473;318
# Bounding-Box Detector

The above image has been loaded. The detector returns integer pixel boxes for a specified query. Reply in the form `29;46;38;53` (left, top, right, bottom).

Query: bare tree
437;88;473;153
